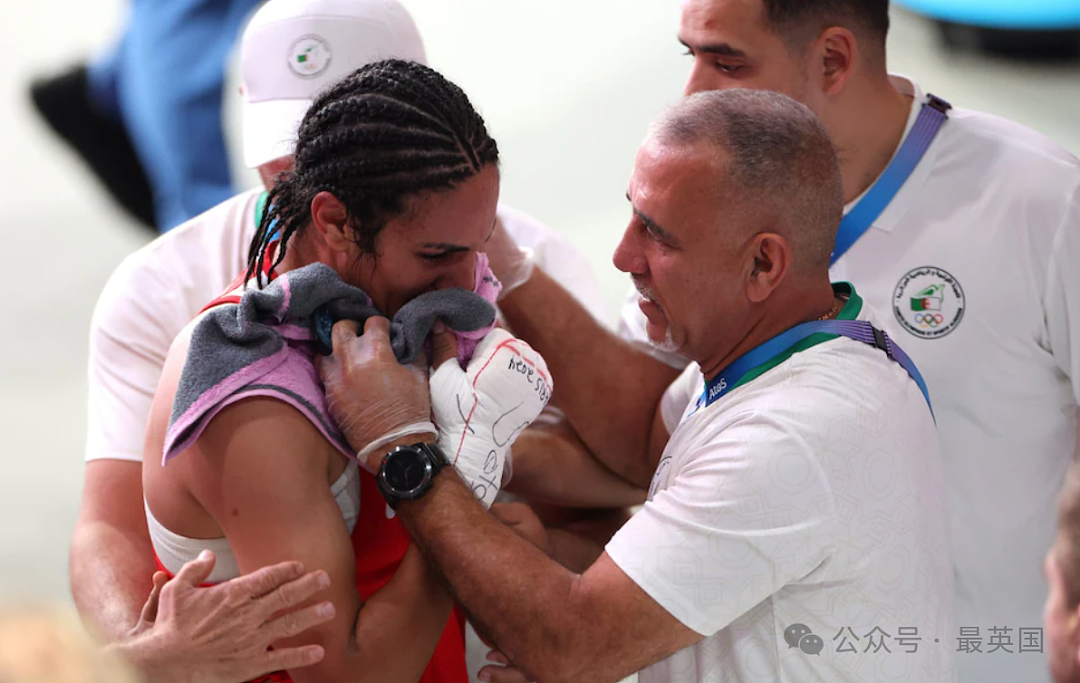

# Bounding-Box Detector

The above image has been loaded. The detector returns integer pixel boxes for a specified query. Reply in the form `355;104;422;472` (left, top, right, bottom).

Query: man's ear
809;26;857;97
310;191;355;254
746;232;792;304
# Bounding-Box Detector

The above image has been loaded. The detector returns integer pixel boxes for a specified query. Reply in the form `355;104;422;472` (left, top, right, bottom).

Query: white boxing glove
429;329;552;508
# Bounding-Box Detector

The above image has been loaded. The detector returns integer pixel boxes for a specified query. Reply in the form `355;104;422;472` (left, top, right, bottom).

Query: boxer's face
331;164;500;318
679;0;814;107
614;137;752;362
1045;546;1080;683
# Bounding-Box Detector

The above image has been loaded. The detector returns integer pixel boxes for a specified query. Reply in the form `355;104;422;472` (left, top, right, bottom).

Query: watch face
383;449;433;494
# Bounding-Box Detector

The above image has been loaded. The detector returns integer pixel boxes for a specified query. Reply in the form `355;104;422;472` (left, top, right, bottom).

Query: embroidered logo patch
288;35;332;79
893;266;965;339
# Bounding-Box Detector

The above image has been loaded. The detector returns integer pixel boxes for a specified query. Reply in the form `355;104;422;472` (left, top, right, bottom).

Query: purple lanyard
698;320;933;419
831;95;951;265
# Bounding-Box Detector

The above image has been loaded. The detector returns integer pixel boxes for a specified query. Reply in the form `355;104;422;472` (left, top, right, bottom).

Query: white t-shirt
607;293;955;683
85;190;607;463
619;75;1080;683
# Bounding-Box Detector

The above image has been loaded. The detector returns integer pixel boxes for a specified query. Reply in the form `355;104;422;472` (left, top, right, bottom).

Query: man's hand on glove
428;325;553;508
319;315;552;507
318;316;436;473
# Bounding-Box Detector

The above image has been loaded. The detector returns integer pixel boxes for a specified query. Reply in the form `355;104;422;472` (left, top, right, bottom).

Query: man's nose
613;225;646;275
683;59;714;97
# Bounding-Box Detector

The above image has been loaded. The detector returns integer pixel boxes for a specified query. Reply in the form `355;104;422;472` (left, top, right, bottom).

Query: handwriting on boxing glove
430;329;552;508
489;358;551;451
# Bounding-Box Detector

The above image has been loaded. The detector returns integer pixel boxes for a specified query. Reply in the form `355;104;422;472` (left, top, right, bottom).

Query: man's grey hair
651;89;843;273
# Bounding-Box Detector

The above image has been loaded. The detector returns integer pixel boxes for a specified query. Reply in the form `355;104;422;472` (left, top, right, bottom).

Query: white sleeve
496;204;609;325
616;285;691;370
1046;186;1080;407
85;256;188;463
85;192;258;462
604;413;837;636
659;363;701;435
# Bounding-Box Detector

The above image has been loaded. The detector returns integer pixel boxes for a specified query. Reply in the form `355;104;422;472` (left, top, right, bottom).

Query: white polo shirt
85;190;607;463
607;292;955;683
619;76;1080;683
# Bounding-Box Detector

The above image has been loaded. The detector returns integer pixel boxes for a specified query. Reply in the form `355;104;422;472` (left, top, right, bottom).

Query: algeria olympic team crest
288;35;332;79
893;266;965;339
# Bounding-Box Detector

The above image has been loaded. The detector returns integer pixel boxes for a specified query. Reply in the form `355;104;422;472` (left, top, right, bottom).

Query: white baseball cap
239;0;427;169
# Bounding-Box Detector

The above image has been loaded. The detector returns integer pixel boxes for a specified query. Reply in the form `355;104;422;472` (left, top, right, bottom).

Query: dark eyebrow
678;36;747;58
426;218;498;251
422;243;470;253
626;192;678;245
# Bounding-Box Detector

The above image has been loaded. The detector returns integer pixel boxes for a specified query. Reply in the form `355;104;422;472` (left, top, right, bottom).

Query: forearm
352;434;455;677
547;529;605;574
105;633;185;683
499;269;679;483
352;544;454;683
506;424;646;508
399;473;593;683
538;506;627;574
70;519;156;642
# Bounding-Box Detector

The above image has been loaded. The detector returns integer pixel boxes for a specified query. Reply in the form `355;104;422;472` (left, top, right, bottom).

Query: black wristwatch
375;442;448;509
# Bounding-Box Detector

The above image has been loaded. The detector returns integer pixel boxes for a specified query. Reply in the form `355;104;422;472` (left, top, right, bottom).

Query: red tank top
161;257;468;683
154;472;467;683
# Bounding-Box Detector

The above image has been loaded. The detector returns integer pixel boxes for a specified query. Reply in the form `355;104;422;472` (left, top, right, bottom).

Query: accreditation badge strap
830;95;952;266
698;320;933;418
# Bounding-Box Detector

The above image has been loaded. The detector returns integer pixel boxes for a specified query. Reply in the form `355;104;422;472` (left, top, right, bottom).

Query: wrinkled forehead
632;137;724;198
630;137;744;235
639;133;777;237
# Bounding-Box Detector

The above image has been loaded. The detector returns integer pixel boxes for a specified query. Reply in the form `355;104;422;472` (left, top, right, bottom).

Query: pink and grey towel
163;256;501;465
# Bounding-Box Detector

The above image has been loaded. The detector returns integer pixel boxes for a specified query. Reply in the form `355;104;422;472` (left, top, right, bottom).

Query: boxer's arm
70;460;156;641
194;400;452;683
505;419;646;508
498;268;680;486
493;502;619;575
546;526;612;574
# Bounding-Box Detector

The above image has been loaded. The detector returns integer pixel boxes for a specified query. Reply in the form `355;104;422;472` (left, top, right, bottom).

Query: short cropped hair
652;88;843;273
764;0;890;52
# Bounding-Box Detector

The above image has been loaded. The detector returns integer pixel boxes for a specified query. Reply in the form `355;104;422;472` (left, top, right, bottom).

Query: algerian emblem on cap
893;266;965;339
287;35;332;79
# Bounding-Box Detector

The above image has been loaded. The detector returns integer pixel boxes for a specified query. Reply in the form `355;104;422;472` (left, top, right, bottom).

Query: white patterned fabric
607;301;955;683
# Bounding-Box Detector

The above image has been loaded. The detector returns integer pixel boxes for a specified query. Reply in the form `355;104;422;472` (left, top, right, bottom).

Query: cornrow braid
245;59;500;286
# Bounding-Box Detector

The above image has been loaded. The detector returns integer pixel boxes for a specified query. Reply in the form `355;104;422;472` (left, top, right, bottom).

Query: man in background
485;3;1080;682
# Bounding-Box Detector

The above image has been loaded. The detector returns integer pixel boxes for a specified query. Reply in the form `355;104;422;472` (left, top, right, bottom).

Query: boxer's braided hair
245;59;499;286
